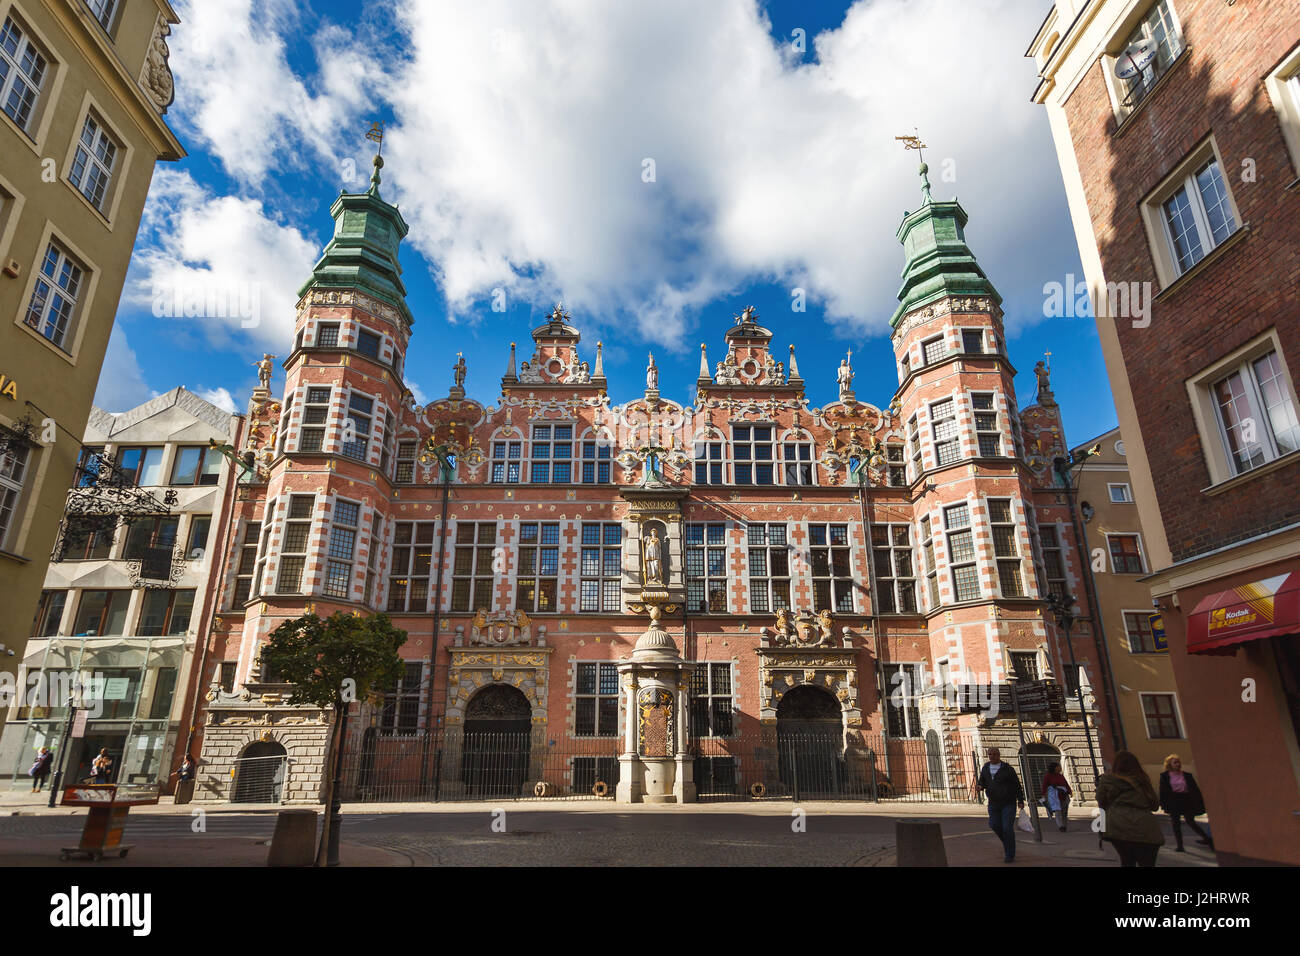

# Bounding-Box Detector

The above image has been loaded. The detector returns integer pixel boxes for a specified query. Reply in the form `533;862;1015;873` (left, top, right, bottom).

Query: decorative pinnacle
788;343;801;380
505;341;517;381
699;343;709;378
593;341;605;378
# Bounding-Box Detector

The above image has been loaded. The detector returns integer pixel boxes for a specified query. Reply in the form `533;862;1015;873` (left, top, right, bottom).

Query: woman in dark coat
1096;749;1164;867
28;747;53;793
1159;754;1213;852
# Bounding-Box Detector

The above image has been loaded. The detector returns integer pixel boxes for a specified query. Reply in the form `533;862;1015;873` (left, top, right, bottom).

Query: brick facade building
183;155;1117;807
1029;0;1300;863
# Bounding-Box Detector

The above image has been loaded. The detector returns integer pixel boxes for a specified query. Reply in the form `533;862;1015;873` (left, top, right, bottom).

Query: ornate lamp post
1045;590;1101;788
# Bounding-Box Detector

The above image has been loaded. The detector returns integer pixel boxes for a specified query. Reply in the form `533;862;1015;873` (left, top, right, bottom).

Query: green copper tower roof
298;155;414;329
890;162;1001;328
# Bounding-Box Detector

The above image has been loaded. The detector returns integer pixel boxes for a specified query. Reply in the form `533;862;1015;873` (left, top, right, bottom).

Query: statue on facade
644;527;664;584
254;354;275;391
453;353;467;389
837;352;855;401
1034;360;1056;406
646;352;659;391
738;305;758;326
715;351;742;385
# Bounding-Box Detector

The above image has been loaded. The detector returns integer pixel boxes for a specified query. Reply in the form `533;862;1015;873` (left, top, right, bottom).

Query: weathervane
366;120;385;155
895;130;927;164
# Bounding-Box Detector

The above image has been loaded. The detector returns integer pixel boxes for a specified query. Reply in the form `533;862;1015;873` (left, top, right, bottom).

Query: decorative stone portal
616;606;695;803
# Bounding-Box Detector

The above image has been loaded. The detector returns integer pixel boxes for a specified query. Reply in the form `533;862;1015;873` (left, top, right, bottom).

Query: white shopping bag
1017;807;1034;833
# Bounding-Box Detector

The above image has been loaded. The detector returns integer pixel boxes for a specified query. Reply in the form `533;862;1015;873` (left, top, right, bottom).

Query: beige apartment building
0;1;184;697
1073;427;1194;780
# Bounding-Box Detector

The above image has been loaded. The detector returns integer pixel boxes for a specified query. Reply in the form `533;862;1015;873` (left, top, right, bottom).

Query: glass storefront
0;635;186;788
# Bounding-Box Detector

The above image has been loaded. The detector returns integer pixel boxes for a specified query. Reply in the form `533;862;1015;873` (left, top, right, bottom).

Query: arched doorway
462;684;531;797
232;740;287;803
776;685;843;797
1020;742;1061;804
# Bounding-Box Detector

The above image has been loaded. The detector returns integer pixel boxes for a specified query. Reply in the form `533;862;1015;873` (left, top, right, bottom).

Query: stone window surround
1138;690;1186;740
60;91;135;224
1265;41;1300;185
14;222;102;365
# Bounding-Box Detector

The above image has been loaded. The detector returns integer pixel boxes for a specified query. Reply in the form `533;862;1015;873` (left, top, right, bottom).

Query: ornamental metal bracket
126;541;188;589
50;452;180;564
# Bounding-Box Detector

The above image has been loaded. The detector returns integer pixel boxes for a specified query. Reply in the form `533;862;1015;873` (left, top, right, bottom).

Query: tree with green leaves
257;611;407;866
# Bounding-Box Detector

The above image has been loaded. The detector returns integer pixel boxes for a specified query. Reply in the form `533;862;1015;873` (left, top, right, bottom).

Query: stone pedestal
616;609;696;804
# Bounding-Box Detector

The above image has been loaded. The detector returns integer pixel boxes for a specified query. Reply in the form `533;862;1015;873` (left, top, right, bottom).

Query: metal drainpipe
1061;461;1125;754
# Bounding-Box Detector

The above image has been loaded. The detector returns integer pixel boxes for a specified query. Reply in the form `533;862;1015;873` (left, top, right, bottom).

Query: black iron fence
335;730;983;804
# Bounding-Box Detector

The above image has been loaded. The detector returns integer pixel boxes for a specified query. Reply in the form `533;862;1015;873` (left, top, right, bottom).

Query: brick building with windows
187;154;1121;807
1028;0;1300;863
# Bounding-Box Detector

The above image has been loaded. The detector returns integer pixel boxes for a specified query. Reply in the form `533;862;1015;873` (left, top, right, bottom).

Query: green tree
258;611;407;866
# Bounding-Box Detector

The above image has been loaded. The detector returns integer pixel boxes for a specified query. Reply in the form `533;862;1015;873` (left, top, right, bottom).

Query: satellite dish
1114;37;1157;79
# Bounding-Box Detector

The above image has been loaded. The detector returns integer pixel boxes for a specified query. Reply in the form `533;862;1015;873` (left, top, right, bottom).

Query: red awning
1187;572;1300;655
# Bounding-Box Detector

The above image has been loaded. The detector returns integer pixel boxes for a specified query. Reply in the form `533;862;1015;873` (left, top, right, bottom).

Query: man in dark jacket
976;748;1025;863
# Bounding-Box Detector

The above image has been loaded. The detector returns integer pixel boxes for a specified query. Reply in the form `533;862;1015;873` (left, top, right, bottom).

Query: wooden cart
59;784;159;862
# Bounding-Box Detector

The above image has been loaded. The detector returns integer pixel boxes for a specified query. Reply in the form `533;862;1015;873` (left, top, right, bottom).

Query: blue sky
98;0;1117;448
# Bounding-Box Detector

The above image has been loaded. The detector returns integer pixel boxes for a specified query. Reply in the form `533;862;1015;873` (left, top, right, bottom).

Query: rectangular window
1212;350;1300;475
363;514;382;606
575;662;619;736
1108;534;1146;574
921;515;939;609
72;590;130;636
930;399;959;466
693;441;724;484
872;524;916;613
388;522;435;612
961;329;984;354
379;662;423;736
114;447;165;486
342;393;373;460
316;323;339;349
1010;651;1040;682
1160;156;1237;275
579;523;622;613
733;426;775;485
529;425;573;483
1124;611;1159;653
0;16;48;132
62;515;115;560
395;440;418;483
1118;0;1183;111
356;328;382;360
323;499;360;599
809;523;854;612
85;0;119;31
68;113;118;211
517;522;560;611
276;495;314;594
922;336;947;366
218;662;237;694
783;442;814;485
33;590;66;637
581;440;612;484
299;387;331;453
380;412;395;476
1142;693;1183;738
686;523;728;613
945;503;979;602
450;522;497;612
187;515;211;557
689;663;734;737
491;440;522;483
23;242;84;351
232;521;261;605
988;498;1023;597
886;443;906;487
1108;483;1134;503
170;446;223;486
908;415;922;474
123;516;179;577
137;589;195;636
972;393;1000;457
882;663;922;737
1039;525;1068;602
747;523;790;613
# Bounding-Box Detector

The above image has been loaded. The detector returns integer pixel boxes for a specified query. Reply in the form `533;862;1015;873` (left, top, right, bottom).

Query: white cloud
94;327;155;413
126;169;321;349
196;387;239;414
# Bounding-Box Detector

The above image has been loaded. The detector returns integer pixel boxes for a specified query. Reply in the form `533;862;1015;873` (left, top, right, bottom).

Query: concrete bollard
267;809;318;867
895;819;948;867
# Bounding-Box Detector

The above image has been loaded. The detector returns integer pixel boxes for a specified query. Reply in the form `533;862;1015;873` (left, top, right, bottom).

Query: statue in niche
643;526;664;584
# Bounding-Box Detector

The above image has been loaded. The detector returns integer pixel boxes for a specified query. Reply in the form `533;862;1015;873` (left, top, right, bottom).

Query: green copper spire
298;154;414;328
889;164;1000;328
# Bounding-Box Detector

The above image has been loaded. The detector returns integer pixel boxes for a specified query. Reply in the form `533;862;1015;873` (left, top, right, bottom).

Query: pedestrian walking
1158;754;1213;853
28;747;53;793
1096;749;1164;867
90;748;113;785
1040;761;1072;832
976;747;1025;863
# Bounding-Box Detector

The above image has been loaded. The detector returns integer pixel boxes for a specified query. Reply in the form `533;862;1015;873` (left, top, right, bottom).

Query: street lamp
1046;591;1101;787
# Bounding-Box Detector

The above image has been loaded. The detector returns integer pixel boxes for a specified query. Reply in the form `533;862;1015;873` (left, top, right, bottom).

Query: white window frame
276;495;315;595
1105;531;1148;575
528;423;575;484
341;391;374;461
921;335;947;367
323;498;360;600
1140;138;1241;287
0;439;30;552
686;521;728;613
66;109;119;213
971;392;1001;458
781;438;816;485
1186;329;1300;486
22;240;85;352
732;424;776;486
1108;482;1134;503
1121;609;1161;654
944;503;980;602
578;522;623;613
490;436;522;483
84;0;120;33
882;662;924;738
298;386;331;453
0;14;49;135
746;522;790;613
1265;43;1300;180
1104;0;1185;119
